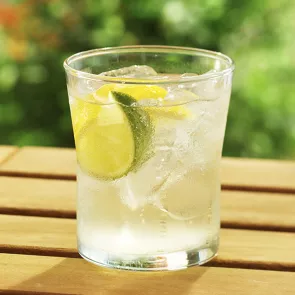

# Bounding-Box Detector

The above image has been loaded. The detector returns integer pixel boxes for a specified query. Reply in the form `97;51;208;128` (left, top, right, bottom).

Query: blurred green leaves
222;0;295;158
0;64;19;90
0;0;294;159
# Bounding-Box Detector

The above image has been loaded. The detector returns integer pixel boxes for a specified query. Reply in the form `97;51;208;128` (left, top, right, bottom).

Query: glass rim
63;45;235;85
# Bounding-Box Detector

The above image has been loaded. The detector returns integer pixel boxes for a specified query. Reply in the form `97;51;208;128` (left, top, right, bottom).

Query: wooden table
1;146;295;294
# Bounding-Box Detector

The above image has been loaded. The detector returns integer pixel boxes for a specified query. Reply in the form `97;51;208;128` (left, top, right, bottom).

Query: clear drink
64;46;234;270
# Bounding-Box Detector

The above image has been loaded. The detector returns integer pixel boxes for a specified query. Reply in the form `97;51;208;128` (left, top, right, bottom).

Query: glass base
79;243;218;271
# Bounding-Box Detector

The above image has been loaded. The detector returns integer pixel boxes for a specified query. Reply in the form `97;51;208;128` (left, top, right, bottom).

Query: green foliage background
1;0;295;159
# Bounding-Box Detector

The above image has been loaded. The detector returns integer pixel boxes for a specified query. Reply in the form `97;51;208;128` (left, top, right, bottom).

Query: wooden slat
1;254;295;295
0;146;18;165
221;190;295;231
0;177;76;218
0;215;77;258
0;146;76;179
1;147;295;192
1;215;295;271
222;157;295;192
1;176;295;231
218;229;295;271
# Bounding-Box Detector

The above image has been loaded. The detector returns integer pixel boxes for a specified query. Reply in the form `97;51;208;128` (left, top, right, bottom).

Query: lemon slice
93;84;166;101
94;84;192;119
146;104;191;120
70;97;101;138
75;91;153;179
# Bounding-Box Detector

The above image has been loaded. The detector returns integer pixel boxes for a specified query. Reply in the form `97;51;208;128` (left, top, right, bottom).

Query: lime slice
76;91;153;179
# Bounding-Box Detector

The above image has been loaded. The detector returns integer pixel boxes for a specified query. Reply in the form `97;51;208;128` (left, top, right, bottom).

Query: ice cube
157;167;215;221
164;87;199;105
100;65;157;78
131;98;162;107
67;75;104;98
117;142;176;211
179;70;224;101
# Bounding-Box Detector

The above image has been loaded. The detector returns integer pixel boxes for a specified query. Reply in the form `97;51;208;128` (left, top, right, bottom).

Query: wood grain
221;190;295;231
1;176;294;231
0;146;18;165
0;215;77;257
0;146;76;179
222;157;295;192
1;254;295;295
1;215;295;271
1;147;295;192
0;177;76;218
217;229;295;271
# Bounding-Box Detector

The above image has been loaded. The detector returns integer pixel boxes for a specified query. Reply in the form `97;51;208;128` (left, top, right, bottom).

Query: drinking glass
64;46;234;271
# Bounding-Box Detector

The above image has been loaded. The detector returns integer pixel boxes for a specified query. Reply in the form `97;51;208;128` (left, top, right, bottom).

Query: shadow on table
9;257;208;295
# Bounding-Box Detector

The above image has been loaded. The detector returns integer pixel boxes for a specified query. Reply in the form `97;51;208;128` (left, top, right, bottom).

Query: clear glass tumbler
64;46;234;271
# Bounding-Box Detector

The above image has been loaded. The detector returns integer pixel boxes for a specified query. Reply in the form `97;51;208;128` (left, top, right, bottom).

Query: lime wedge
76;91;153;179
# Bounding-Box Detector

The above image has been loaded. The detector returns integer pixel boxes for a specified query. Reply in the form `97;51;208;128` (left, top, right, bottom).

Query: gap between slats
0;209;294;233
0;208;76;219
1;171;295;195
0;291;77;295
2;244;295;273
